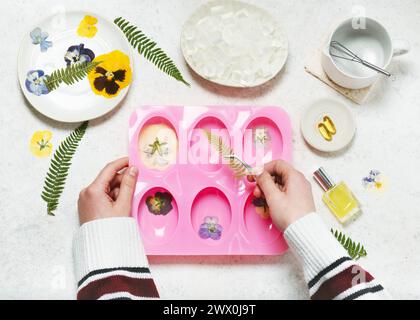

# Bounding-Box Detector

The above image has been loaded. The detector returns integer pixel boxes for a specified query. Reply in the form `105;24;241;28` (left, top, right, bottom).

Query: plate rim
17;10;133;123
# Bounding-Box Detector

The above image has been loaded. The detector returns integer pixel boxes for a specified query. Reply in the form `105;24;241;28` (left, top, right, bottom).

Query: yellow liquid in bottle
322;182;360;223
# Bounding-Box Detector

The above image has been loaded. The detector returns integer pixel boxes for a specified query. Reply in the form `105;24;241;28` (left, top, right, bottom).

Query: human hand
248;160;315;230
78;157;138;225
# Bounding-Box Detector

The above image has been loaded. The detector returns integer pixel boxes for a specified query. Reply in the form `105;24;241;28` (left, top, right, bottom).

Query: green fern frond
41;122;89;215
202;129;232;156
44;61;101;92
202;129;248;179
331;228;367;260
114;17;190;86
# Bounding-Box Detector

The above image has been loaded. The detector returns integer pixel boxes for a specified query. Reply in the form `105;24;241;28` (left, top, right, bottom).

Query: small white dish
18;11;133;123
181;0;288;87
301;98;356;152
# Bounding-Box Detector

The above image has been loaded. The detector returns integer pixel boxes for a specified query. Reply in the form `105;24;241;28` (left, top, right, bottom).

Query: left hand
78;157;138;225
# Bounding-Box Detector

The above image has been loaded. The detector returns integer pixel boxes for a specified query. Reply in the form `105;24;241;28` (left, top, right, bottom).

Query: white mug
321;17;410;89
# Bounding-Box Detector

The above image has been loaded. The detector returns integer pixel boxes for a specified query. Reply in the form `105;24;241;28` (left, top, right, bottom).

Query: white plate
301;98;356;152
181;0;288;87
18;11;133;123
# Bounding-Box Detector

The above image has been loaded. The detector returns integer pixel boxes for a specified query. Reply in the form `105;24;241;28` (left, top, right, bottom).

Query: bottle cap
313;167;335;192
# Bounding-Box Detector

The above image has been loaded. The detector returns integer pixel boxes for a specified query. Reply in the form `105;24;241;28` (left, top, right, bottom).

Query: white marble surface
1;0;419;299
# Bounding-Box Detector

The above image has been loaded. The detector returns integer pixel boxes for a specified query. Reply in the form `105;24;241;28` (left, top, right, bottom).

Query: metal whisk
329;40;391;77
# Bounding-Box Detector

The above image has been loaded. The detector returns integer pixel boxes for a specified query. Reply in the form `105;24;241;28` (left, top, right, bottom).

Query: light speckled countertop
1;0;419;299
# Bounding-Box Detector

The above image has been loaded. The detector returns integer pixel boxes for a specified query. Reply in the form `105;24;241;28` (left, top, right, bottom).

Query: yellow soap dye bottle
313;167;361;224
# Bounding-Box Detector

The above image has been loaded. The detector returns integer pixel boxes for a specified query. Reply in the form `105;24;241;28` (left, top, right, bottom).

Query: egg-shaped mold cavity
189;117;230;172
243;117;283;167
138;117;178;172
137;187;179;245
191;187;231;243
243;194;281;244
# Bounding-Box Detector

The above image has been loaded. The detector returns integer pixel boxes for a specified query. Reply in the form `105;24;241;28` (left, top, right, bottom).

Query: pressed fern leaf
41;122;88;215
331;228;367;260
114;17;190;86
44;61;101;92
202;129;248;178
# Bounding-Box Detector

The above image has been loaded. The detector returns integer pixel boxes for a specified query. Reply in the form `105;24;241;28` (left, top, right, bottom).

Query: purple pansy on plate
25;70;49;96
64;43;95;66
198;216;223;240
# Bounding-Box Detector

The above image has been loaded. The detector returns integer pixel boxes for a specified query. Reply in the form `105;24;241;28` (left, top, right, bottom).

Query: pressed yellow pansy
77;15;98;38
88;50;132;98
30;130;53;158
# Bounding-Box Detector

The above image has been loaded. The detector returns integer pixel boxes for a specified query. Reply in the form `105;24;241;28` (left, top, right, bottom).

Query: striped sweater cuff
284;212;349;283
73;217;149;283
77;267;159;300
284;213;389;299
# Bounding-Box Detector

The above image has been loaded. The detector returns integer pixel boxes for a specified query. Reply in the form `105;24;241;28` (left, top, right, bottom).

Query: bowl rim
327;16;393;80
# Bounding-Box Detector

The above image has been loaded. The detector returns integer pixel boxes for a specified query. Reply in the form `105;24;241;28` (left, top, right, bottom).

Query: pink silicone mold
129;106;292;255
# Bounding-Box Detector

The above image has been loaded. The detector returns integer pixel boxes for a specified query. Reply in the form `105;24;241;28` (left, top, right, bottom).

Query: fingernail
129;166;138;176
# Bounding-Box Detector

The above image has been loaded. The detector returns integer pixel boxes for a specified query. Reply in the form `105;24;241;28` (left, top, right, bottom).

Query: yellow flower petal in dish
30;130;53;158
77;15;98;38
88;50;132;98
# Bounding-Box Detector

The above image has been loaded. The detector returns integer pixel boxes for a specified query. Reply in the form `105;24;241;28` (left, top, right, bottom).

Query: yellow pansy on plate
30;130;53;158
88;50;132;98
77;15;98;38
17;11;133;123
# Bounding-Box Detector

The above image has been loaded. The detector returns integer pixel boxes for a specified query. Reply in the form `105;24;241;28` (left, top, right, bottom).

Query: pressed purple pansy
64;43;95;66
146;192;173;215
30;27;52;52
25;70;49;96
252;197;270;219
198;216;223;240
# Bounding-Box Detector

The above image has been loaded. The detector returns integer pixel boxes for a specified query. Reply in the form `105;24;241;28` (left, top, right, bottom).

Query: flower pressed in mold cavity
29;130;53;158
25;70;49;96
64;44;95;66
146;192;173;215
143;137;169;166
252;197;270;219
254;127;270;146
30;27;52;52
77;15;98;38
139;124;178;171
198;216;223;240
88;50;132;98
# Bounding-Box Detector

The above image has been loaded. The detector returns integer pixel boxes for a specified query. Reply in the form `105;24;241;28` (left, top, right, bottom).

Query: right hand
249;160;315;231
